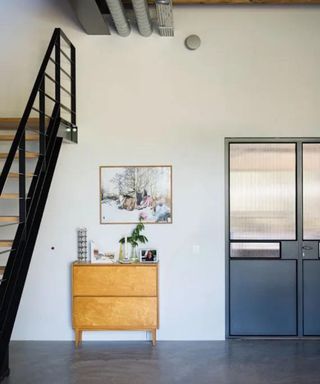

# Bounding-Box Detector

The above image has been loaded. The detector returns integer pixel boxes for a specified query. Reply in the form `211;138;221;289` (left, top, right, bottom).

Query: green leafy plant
119;221;148;248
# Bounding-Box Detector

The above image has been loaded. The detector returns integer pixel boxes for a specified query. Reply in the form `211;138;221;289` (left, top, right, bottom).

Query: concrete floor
3;340;320;384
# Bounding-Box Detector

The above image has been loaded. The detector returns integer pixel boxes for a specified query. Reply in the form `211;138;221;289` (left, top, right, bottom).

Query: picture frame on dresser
140;249;158;263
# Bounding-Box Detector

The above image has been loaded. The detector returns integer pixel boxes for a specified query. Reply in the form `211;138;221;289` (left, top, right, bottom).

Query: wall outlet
192;245;200;254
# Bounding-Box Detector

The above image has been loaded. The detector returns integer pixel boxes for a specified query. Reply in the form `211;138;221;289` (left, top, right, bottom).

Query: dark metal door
226;139;320;337
301;143;320;336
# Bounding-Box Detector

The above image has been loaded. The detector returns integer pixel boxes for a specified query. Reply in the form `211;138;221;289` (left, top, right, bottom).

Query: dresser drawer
73;297;158;328
73;265;157;296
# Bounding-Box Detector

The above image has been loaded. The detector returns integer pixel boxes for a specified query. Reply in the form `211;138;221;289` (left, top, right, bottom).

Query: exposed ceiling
69;0;174;37
69;0;320;38
171;0;320;3
99;0;320;7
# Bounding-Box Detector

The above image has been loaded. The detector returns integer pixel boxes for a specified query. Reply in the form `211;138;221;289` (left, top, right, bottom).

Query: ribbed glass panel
230;242;280;258
230;143;296;240
303;143;320;240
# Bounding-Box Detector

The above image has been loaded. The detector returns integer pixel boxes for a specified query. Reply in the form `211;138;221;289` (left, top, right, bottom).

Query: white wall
1;0;320;340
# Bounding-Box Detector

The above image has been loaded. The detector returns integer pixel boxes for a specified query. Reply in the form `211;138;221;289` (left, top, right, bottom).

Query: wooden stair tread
0;151;39;159
0;118;40;130
7;172;35;178
0;240;13;247
0;216;19;223
0;193;20;199
0;134;39;141
8;172;35;178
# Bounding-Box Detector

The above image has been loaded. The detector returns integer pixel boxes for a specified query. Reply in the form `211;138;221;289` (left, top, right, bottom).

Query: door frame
225;137;320;339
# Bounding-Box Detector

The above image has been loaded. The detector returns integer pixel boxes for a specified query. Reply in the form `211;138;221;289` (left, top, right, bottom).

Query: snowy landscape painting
100;166;172;224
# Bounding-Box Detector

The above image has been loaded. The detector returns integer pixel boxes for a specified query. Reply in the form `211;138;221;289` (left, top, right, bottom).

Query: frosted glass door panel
230;242;280;259
230;143;296;240
303;144;320;240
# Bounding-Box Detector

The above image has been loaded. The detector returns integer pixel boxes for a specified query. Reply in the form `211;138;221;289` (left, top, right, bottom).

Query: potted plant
119;221;148;262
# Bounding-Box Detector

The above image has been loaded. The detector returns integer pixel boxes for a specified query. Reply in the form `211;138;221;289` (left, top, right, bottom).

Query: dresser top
73;261;158;267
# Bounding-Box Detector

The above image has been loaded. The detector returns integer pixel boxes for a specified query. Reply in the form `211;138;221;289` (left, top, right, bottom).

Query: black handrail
0;28;76;381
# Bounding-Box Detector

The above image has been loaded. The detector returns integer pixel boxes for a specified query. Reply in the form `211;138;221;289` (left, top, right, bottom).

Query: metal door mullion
225;140;230;338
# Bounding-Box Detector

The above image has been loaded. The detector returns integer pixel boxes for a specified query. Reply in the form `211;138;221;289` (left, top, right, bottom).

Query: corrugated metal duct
105;0;131;36
131;0;153;37
155;0;174;36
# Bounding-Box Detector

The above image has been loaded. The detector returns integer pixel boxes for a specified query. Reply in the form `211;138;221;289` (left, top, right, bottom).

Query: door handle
302;246;313;251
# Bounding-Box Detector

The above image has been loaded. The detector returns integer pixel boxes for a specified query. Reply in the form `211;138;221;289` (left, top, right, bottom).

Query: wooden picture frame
100;165;172;224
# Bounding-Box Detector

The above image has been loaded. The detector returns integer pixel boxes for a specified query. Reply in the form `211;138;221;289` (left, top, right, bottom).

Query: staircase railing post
18;132;26;233
71;43;76;142
39;80;46;171
55;33;61;107
0;346;9;380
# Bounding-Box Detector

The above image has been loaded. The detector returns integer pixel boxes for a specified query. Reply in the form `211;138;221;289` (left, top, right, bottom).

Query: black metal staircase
0;28;77;380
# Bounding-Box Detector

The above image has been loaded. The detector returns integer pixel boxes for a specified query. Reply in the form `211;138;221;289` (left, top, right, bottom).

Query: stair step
0;193;30;200
0;151;39;159
0;118;40;130
0;134;39;141
0;240;13;247
0;194;22;199
8;172;35;178
0;216;19;223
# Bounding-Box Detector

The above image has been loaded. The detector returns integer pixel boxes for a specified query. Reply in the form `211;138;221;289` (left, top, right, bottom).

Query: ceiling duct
131;0;153;37
104;0;131;36
69;0;110;34
155;0;174;37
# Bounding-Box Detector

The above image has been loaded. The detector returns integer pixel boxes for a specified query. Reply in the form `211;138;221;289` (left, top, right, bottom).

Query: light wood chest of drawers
72;262;159;346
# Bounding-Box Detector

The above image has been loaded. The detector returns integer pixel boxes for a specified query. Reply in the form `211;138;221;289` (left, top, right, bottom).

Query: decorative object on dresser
89;240;97;262
100;165;172;224
72;262;159;346
140;249;158;263
92;251;115;264
77;228;88;261
89;240;115;263
119;221;148;263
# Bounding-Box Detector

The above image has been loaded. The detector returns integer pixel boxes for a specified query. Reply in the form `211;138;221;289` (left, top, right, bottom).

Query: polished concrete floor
3;340;320;384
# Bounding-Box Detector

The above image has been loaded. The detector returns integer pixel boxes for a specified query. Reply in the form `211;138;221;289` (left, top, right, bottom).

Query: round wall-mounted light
185;35;201;50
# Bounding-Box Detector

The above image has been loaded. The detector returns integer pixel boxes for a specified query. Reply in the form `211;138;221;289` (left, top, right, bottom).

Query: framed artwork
100;165;172;224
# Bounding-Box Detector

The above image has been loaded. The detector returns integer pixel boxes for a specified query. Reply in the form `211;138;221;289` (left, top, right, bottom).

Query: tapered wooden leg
75;329;79;347
151;329;156;346
75;329;82;347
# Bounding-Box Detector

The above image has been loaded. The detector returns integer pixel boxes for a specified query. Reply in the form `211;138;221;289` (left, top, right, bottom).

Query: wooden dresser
72;262;159;346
